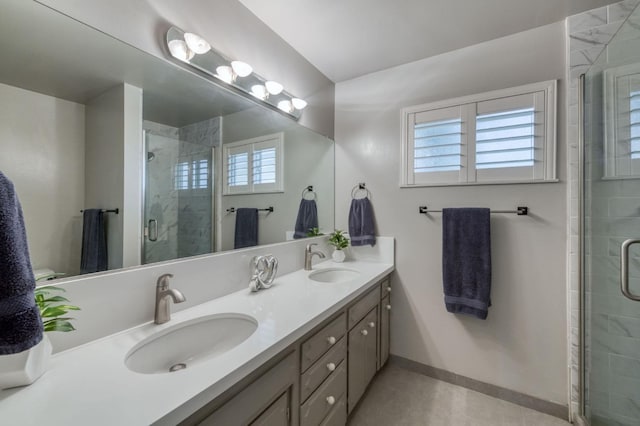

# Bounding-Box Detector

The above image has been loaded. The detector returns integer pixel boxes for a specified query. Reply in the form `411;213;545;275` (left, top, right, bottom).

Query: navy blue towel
234;208;258;249
294;199;318;239
0;171;43;355
80;209;108;274
348;198;376;246
442;208;492;320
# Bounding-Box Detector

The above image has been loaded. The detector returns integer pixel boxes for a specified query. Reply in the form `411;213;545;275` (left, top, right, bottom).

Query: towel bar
80;208;119;214
418;206;528;216
226;207;274;213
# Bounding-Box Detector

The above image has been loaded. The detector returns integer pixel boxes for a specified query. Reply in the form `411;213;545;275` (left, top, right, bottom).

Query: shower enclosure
143;125;216;264
581;3;640;425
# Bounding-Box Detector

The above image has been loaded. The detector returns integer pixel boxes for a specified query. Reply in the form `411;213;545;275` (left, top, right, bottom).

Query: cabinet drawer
300;361;347;426
301;313;346;372
348;285;380;329
301;336;346;402
379;277;391;300
319;395;346;426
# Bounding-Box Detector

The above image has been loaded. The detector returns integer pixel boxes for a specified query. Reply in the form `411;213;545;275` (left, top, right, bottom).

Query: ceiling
239;0;623;82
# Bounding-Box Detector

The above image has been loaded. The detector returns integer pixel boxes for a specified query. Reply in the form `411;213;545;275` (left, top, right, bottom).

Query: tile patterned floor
348;364;571;426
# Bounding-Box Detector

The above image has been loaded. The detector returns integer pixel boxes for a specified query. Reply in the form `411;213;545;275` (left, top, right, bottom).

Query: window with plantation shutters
223;133;283;194
604;64;640;178
402;80;557;186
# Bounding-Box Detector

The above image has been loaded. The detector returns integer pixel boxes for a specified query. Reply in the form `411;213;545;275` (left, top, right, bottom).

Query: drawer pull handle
326;362;336;372
326;396;336;405
327;336;336;345
386;304;391;311
361;329;368;336
386;286;391;293
368;322;375;328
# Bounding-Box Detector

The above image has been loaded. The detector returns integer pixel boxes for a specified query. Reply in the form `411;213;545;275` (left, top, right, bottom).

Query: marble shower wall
566;0;640;422
143;118;220;264
177;118;220;258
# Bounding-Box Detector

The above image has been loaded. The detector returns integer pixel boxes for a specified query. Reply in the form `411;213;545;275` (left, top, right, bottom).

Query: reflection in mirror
0;0;334;281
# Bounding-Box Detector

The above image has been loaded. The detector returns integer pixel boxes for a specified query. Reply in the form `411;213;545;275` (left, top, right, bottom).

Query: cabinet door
347;307;378;414
251;391;289;426
379;294;390;368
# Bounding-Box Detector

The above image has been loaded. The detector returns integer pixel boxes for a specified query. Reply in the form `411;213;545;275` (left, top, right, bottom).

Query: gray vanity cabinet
347;307;379;413
379;277;391;369
184;350;298;426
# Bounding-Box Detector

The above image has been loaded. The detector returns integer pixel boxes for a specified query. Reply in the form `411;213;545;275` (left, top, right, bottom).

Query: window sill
400;179;560;188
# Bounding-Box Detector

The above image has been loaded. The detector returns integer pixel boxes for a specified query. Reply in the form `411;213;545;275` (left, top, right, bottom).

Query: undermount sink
308;268;361;283
125;313;258;374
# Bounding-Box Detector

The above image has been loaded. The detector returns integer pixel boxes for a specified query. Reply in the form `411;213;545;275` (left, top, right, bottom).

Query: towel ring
302;185;316;200
351;183;371;199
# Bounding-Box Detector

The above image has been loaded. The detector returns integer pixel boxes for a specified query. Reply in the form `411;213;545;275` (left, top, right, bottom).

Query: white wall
85;84;143;270
335;22;568;404
0;82;85;276
36;0;335;138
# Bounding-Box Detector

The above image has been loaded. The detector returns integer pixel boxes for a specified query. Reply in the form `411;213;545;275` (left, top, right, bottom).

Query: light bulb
168;40;194;62
265;81;284;95
216;66;235;84
231;61;253;77
251;85;268;100
277;100;293;113
184;32;211;54
292;98;308;110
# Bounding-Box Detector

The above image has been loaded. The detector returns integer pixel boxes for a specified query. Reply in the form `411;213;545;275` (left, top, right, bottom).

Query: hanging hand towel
80;209;108;274
234;208;259;249
0;171;43;355
348;198;376;246
442;208;492;320
294;199;318;239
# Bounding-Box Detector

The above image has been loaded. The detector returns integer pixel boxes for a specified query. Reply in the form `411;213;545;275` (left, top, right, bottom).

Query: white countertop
0;259;393;425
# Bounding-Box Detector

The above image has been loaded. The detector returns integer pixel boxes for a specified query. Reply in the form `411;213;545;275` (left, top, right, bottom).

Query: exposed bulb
184;32;211;54
292;98;308;110
277;100;293;113
168;40;195;62
265;81;284;95
251;85;268;100
216;66;235;84
231;61;253;77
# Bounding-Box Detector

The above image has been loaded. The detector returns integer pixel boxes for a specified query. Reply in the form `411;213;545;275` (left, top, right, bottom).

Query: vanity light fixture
292;98;308;110
168;39;195;62
215;65;235;84
184;32;211;54
251;84;268;100
265;81;284;95
166;26;307;119
231;61;253;78
277;100;294;113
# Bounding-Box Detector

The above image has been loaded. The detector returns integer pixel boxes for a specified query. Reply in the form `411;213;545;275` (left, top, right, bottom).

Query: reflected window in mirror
223;133;284;194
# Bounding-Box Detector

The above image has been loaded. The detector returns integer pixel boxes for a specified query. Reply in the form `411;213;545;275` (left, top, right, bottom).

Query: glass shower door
143;129;213;264
583;4;640;425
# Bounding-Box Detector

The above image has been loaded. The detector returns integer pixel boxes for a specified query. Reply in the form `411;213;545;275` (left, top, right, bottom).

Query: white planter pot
0;335;51;390
332;249;346;263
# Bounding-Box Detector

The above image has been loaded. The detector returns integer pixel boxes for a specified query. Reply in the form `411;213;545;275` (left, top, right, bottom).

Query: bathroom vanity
0;252;393;426
185;274;392;426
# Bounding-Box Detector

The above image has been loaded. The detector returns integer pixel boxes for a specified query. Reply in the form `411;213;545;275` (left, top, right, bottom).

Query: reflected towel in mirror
80;210;108;274
234;208;259;249
294;199;318;239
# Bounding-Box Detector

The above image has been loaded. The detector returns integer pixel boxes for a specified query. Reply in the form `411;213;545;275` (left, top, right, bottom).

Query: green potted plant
0;285;79;390
35;286;80;333
328;230;350;263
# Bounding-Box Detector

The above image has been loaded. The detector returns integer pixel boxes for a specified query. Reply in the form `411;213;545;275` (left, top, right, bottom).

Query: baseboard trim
389;355;568;421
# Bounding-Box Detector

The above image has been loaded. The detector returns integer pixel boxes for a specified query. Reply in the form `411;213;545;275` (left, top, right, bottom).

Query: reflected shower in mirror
0;0;334;280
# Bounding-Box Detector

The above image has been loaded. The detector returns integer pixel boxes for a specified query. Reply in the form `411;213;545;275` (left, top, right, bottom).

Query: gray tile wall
566;0;640;423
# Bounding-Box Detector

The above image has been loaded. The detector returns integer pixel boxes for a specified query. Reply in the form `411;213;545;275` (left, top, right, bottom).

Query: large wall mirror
0;0;334;280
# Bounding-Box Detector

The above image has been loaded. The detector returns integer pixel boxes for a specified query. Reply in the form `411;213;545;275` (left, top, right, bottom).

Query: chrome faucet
154;273;186;324
304;243;326;271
